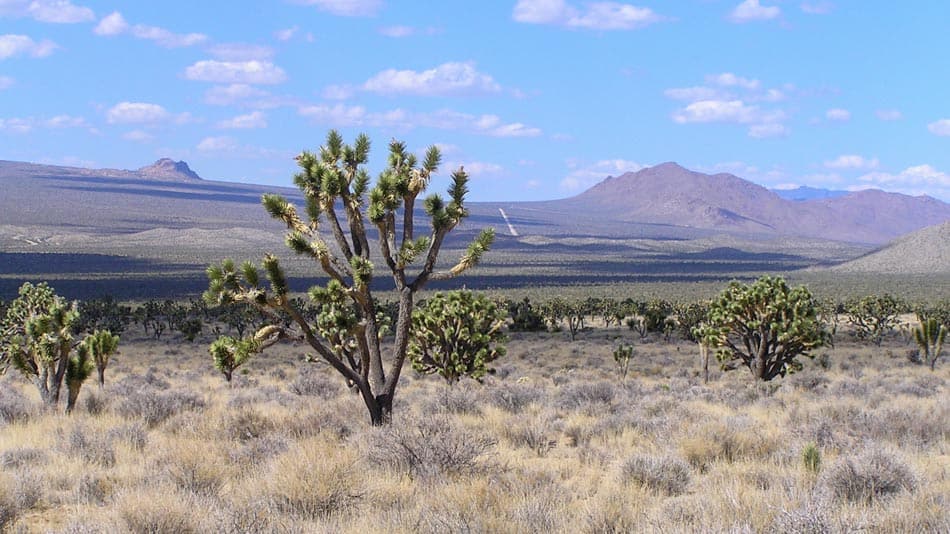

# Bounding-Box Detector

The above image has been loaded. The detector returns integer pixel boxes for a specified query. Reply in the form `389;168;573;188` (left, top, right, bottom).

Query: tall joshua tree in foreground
205;131;494;425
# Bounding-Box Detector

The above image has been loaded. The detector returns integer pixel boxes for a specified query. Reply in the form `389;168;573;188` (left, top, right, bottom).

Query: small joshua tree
613;342;634;381
696;276;829;381
204;131;493;425
82;329;120;389
0;282;118;412
408;290;507;383
913;317;946;371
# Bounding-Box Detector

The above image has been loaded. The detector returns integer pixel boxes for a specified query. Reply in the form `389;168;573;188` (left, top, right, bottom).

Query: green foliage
508;298;546;332
613;342;634;381
845;294;905;346
409;291;507;383
81;329;120;389
695;276;829;381
912;316;946;371
802;442;822;475
204;131;492;425
209;333;267;382
673;301;709;342
75;297;132;336
1;282;117;411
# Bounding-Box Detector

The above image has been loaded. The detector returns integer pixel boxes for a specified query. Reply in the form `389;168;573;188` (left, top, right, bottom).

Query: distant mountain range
828;221;950;274
557;162;949;244
771;186;849;201
1;158;948;247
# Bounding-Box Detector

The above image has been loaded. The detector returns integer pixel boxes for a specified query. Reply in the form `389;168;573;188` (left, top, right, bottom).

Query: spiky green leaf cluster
701;276;829;381
209;335;263;381
913;316;947;370
409;290;507;383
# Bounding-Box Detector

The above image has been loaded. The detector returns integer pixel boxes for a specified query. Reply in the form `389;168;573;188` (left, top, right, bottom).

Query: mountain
560;162;950;244
828;221;950;274
137;158;202;181
772;186;849;201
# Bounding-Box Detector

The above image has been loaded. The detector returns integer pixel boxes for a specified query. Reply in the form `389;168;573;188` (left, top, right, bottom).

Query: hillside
562;162;950;244
828;221;950;274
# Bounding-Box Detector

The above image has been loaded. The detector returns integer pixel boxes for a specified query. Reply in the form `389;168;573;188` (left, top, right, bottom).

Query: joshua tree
613;342;634;381
845;294;904;346
695;276;829;381
913;317;946;371
0;282;117;412
204;131;494;425
83;329;120;389
409;290;507;383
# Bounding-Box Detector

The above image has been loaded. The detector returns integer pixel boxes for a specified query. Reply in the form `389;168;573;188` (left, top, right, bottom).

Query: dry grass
0;324;948;533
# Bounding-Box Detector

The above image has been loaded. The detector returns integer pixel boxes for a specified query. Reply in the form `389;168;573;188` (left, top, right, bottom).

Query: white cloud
204;84;269;106
875;109;902;121
0;75;12;88
729;0;780;22
122;129;153;142
560;158;645;192
322;84;354;100
927;119;950;136
197;136;240;152
207;43;274;61
800;1;833;14
296;0;382;17
0;34;57;59
858;164;950;198
0;117;34;133
446;161;504;177
92;11;126;35
363;62;501;97
825;108;850;121
298;104;542;137
513;0;662;30
184;60;287;85
663;86;723;101
824;154;879;170
673;100;764;124
217;111;267;129
378;25;414;37
93;11;207;48
748;123;787;138
707;72;760;90
0;0;94;23
106;102;169;124
44;114;86;128
274;26;298;41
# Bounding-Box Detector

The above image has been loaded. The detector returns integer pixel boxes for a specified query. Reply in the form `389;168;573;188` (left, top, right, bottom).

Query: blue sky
2;0;950;202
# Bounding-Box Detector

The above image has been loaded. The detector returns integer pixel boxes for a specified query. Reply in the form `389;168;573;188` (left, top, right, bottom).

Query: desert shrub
115;488;198;534
426;383;483;415
290;367;343;399
223;407;276;442
64;427;116;467
0;387;31;425
107;422;148;451
620;454;692;495
557;381;615;411
680;418;778;469
768;502;831;534
488;382;545;413
263;439;363;520
819;448;917;503
83;391;108;415
363;415;495;478
73;473;109;505
115;388;205;427
160;442;229;497
0;448;46;469
503;410;560;456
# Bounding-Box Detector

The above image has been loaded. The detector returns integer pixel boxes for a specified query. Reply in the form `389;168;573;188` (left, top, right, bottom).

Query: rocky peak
137;158;202;181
